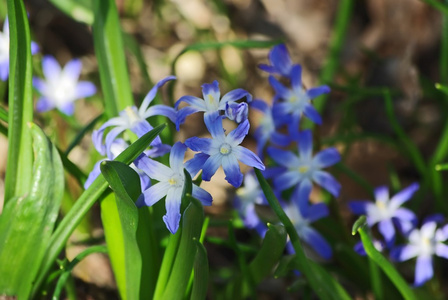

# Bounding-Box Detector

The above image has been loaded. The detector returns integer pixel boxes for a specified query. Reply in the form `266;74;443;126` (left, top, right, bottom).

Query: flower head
135;142;212;234
33;56;96;115
267;130;341;201
258;44;294;78
349;183;419;245
0;17;39;81
269;65;329;134
185;117;265;187
92;76;176;157
391;220;448;286
175;80;252;130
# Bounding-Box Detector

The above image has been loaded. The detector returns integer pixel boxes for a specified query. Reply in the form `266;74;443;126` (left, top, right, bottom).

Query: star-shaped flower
258;44;294;78
33;56;96;115
185;117;265;187
135;142;212;234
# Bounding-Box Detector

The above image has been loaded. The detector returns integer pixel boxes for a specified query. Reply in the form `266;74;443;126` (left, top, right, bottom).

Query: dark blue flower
258;44;294;78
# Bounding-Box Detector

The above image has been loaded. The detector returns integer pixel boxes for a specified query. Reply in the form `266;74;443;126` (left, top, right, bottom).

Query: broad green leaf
93;0;134;116
190;241;209;300
4;0;33;203
101;161;142;300
255;169;351;300
52;246;108;300
354;217;416;300
160;197;205;300
32;124;166;297
48;0;93;24
0;123;64;299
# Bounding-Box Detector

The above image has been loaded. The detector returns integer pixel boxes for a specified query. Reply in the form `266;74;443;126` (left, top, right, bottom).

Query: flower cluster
234;44;339;262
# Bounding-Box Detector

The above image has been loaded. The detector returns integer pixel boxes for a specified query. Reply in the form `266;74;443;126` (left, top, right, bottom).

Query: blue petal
185;153;210;176
269;76;290;99
201;154;222;181
270;131;292;147
137;181;170;207
414;255;433;287
306;85;331;99
297;130;313;159
75;81;96;99
222;154;243;187
62;59;82;81
204;114;225;140
42;56;61;81
227;119;250;146
145;143;172;158
105;126;127;158
302;227;332;260
234;146;265;170
144;105;177;123
31;41;39;55
140;75;176;112
33;77;46;93
139;172;152;191
170;142;187;173
292;178;312;213
130;119;152;138
378;219;395;245
435;243;448;259
290;65;303;90
175;95;206;109
389;182;419;208
250;99;270;114
313;148;340;169
258;64;277;74
84;160;103;189
185;137;212;154
163;187;182;234
201;80;220;102
348;201;370;215
135;155;172;182
353;241;367;256
225;102;248;123
304;203;329;223
0;60;9;81
274;170;301;192
374;186;389;203
36;97;55;113
312;171;341;197
59;102;75;115
304;104;322;125
220;88;252;108
269;44;293;77
176;106;201;130
390;245;419;261
192;184;213;206
266;147;299;167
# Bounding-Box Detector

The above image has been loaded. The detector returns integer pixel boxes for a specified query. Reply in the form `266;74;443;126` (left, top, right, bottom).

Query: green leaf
48;0;93;24
254;169;351;300
4;0;34;203
93;0;134;116
190;241;209;300
100;161;142;300
122;31;152;87
0;123;64;299
31;123;166;297
160;197;205;300
354;217;416;300
52;246;108;300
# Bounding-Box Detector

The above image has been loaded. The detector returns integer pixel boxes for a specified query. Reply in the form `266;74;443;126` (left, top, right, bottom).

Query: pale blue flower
391;220;448;286
266;130;341;201
185;117;265;188
0;17;39;81
92;76;176;158
135;142;212;234
33;56;96;115
175;80;252;130
349;183;419;245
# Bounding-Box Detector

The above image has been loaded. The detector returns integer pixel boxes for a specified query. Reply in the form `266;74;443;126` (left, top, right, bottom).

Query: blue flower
234;171;268;236
349;183;419;246
33;56;96;115
269;65;329;135
92;76;176;157
84;138;159;191
0;17;39;81
391;220;448;286
135;142;212;234
250;99;291;156
283;193;332;260
267;130;341;200
185;117;265;187
258;44;294;78
175;80;252;130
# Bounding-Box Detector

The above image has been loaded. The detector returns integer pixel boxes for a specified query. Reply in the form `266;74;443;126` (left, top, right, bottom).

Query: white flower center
125;107;142;125
220;143;232;155
168;173;184;188
206;94;219;111
289;88;309;112
49;76;77;105
0;34;9;62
